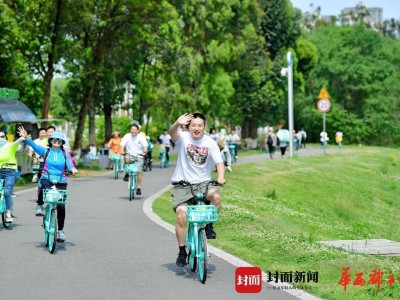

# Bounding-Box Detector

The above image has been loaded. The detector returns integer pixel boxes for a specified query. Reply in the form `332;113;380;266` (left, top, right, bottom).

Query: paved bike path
0;150;329;300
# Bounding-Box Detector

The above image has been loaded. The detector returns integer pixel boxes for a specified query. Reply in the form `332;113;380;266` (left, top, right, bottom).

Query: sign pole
317;87;331;154
323;112;326;154
287;52;294;158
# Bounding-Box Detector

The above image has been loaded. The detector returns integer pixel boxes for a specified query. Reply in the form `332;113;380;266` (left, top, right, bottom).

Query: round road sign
317;98;331;113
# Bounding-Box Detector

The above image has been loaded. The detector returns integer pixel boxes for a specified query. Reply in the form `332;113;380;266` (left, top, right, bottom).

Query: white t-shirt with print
120;133;147;156
171;132;223;184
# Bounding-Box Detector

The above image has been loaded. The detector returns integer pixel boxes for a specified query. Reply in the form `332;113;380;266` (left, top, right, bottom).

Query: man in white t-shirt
170;113;226;267
159;129;171;163
120;124;148;195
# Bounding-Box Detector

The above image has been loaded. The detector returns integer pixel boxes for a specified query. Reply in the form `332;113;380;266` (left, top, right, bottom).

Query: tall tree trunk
242;118;258;139
41;0;62;126
89;96;95;145
73;77;96;150
138;59;146;124
104;102;113;143
73;30;104;150
42;67;54;127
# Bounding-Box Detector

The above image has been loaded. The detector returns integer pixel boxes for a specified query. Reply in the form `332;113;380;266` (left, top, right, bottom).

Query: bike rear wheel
1;211;11;229
48;209;57;254
198;228;208;283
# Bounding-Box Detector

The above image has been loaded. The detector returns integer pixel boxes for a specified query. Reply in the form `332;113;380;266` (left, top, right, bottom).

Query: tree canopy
0;0;399;147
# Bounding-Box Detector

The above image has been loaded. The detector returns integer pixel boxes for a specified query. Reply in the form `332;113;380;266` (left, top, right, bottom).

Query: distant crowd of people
1;119;344;255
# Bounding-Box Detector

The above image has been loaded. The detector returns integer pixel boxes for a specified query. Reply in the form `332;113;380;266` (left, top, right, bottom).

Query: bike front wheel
129;174;135;201
43;205;51;245
48;209;57;254
188;224;197;272
198;228;208;283
0;197;11;229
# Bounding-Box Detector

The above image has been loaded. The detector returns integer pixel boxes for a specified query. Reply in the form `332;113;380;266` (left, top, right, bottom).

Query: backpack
267;135;273;146
42;147;67;173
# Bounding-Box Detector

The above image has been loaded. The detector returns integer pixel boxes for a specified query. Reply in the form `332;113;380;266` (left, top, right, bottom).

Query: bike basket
124;164;139;173
109;154;121;162
187;205;218;224
43;189;68;205
32;165;41;171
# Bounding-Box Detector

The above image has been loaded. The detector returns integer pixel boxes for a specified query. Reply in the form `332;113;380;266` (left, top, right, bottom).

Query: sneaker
35;205;44;216
57;230;66;242
123;173;129;182
136;188;142;195
5;210;13;223
205;223;216;239
227;166;232;172
176;250;187;267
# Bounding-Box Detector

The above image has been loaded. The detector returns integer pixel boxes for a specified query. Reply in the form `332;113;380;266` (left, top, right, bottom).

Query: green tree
302;24;400;145
2;0;67;123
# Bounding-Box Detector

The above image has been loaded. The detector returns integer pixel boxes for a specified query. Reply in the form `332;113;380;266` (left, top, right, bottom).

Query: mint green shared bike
124;159;139;201
43;187;68;254
110;154;121;179
173;180;220;284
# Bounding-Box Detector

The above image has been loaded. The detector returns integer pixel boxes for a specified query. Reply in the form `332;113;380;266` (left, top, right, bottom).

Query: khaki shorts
172;181;216;212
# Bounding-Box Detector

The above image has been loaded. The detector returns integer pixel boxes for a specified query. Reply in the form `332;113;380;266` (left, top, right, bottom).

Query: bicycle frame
173;180;219;284
228;144;236;164
0;179;11;229
143;154;152;172
124;161;139;201
109;154;121;179
43;187;68;254
159;150;167;168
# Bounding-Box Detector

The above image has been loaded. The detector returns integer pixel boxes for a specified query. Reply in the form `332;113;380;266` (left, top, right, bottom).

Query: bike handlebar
172;180;224;203
0;163;16;170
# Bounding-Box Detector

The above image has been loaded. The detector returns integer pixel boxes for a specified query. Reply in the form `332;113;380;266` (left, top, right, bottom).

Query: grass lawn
153;146;400;300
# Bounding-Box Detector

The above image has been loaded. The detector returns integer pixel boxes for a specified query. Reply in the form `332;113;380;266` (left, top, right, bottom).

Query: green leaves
302;24;400;145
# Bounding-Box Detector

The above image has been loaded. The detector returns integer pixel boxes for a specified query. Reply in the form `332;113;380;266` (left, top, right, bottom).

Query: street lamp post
281;51;294;158
287;52;294;158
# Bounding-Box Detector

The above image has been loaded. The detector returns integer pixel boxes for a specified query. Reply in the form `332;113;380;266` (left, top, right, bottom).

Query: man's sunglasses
51;138;63;143
0;135;5;138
